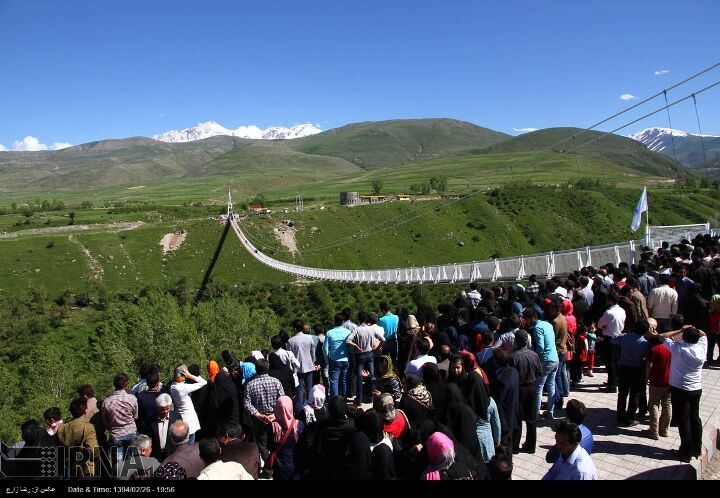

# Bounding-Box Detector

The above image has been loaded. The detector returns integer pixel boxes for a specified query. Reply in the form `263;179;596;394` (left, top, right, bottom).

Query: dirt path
0;221;144;239
68;234;104;280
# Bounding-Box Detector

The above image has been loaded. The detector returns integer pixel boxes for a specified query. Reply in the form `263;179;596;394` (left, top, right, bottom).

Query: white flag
630;186;648;232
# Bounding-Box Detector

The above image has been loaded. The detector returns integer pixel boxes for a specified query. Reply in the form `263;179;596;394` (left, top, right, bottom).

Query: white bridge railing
230;219;711;284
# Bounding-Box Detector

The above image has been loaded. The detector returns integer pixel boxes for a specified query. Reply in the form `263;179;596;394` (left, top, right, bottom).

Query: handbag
265;420;296;470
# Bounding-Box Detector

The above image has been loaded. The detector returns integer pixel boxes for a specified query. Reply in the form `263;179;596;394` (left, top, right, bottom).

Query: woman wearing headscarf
266;396;304;480
302;384;328;424
378;393;409;440
169;363;207;444
422;432;474;480
363;411;396;480
268;352;295;397
398;374;434;430
447;354;500;462
421;363;448;424
208;360;239;428
373;354;402;404
445;383;480;460
240;362;257;385
312;396;356;480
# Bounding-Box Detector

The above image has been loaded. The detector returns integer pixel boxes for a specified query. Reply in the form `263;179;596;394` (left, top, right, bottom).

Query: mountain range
0;118;713;198
154;121;321;142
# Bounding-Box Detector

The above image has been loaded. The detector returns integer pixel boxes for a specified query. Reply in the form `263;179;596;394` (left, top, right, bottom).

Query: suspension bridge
226;193;714;285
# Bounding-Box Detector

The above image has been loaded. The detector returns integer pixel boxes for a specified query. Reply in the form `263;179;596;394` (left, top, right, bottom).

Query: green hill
0;136;246;193
290;118;511;169
676;136;720;176
478;128;684;178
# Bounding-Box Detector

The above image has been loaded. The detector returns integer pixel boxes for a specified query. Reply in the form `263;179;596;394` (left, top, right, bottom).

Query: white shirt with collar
542;444;598;480
158;416;169;451
597;304;626;338
665;336;707;391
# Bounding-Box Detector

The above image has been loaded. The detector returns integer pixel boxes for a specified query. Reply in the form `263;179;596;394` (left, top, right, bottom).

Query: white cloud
654;69;670;75
4;136;73;151
513;127;539;133
620;94;638;101
0;144;6;151
12;136;48;151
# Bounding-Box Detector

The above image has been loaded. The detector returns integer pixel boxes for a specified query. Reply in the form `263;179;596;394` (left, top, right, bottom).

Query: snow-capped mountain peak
154;121;321;142
628;127;718;153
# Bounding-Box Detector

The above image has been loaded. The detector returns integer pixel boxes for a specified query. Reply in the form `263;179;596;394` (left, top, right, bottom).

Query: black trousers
599;339;620;388
670;386;703;457
512;384;537;452
617;365;644;422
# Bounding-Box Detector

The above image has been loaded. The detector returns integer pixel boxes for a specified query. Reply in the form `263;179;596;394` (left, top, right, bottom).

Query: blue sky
1;0;719;149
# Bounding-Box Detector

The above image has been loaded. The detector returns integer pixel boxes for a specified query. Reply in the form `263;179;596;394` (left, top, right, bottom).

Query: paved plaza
513;363;720;480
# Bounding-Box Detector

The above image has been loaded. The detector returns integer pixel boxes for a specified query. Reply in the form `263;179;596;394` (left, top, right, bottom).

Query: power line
232;63;720;256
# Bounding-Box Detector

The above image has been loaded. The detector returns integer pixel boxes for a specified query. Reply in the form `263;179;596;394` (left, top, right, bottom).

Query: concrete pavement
513;363;720;480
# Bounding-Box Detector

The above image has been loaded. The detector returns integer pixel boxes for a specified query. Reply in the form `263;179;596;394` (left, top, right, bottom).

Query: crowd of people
5;233;719;480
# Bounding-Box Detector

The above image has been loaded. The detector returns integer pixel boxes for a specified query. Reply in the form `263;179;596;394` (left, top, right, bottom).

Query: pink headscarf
271;396;298;444
422;432;455;480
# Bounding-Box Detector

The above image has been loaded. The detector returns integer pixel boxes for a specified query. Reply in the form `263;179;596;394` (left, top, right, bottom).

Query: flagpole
645;188;650;247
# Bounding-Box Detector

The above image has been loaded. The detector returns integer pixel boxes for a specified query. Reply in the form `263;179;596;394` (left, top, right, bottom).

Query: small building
357;195;389;204
248;204;265;212
340;192;360;205
398;194;411;201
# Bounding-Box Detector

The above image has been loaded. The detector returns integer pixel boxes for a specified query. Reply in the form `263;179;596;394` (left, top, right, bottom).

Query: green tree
430;176;448;193
371;179;383;195
68;211;76;225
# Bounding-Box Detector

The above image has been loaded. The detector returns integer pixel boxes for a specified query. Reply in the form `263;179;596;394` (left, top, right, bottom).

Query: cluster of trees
409;175;448;195
0;199;100;216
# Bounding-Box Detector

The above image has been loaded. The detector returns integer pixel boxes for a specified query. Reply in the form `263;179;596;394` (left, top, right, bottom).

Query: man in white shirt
197;437;254;480
647;274;678;332
404;336;437;376
653;325;707;462
597;292;626;393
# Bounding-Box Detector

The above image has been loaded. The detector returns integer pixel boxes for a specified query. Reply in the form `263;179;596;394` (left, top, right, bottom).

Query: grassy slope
240;186;718;271
3;186;716;299
479;128;683;178
0;136;245;193
290;118;510;169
